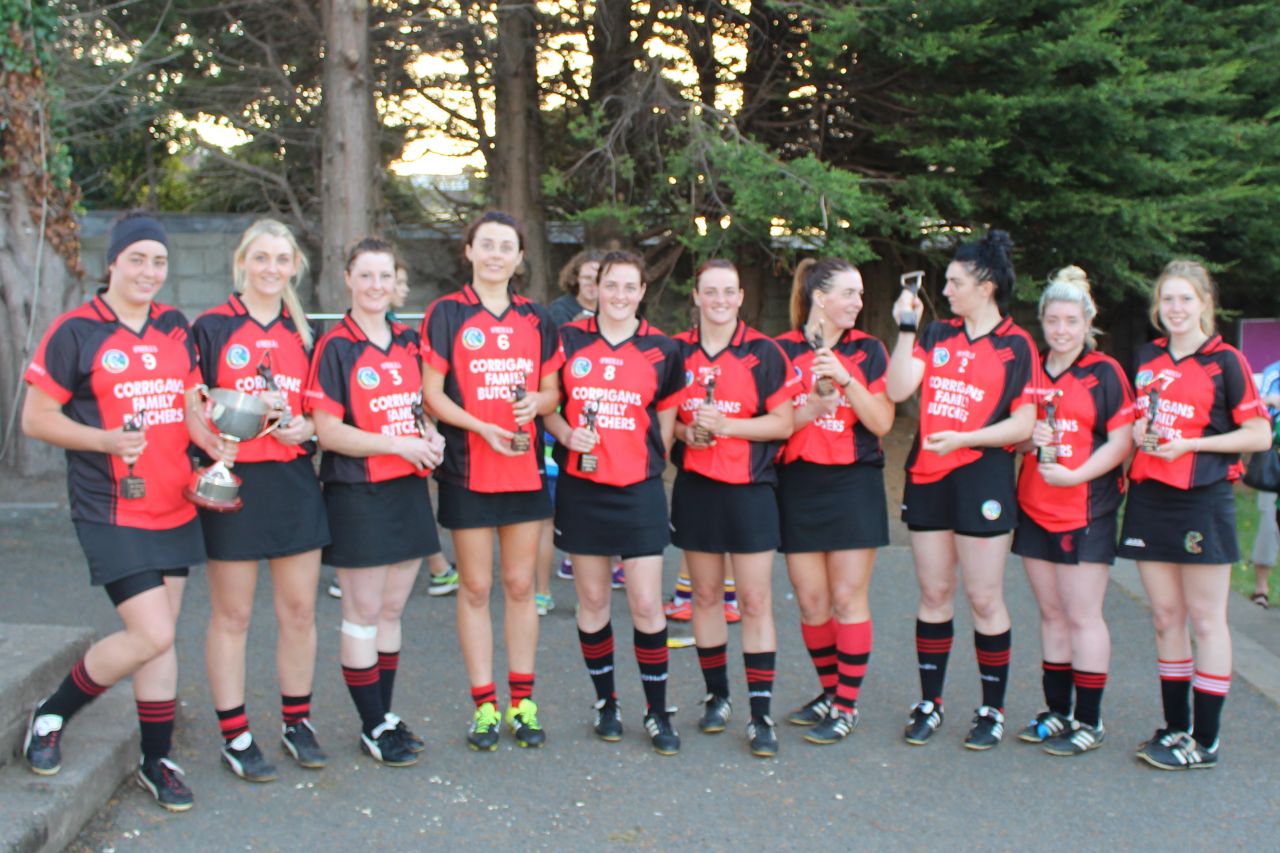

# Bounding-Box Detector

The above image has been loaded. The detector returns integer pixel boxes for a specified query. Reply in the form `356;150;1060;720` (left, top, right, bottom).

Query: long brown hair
789;257;857;329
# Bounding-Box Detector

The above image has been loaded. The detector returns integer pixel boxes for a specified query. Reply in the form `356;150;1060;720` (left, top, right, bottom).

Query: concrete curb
0;625;94;766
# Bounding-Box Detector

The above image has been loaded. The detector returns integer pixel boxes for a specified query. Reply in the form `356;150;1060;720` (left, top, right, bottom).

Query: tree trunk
319;0;379;312
0;177;74;475
493;0;551;302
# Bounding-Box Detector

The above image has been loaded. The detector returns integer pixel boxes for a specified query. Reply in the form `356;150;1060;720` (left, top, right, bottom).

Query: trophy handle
253;409;285;440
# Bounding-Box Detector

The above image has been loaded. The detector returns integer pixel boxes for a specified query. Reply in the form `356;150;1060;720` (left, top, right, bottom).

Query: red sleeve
418;301;453;375
1102;359;1137;432
759;340;801;412
304;337;346;419
24;319;78;404
1225;348;1267;425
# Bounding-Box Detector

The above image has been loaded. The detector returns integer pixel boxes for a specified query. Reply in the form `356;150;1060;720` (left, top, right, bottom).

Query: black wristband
898;321;918;333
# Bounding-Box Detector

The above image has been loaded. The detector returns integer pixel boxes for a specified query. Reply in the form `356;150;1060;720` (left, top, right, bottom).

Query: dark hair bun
983;229;1013;257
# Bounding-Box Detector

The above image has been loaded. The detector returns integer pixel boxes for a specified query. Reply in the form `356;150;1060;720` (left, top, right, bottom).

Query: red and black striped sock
915;619;953;704
834;619;872;714
974;629;1012;711
342;664;385;735
509;672;534;708
377;651;399;713
137;699;177;762
800;619;838;697
743;651;776;721
1042;660;1073;717
697;643;729;699
1191;671;1230;748
577;623;617;702
1157;658;1193;732
633;627;669;714
281;694;311;727
216;704;249;744
1072;670;1106;728
39;657;109;721
470;682;497;708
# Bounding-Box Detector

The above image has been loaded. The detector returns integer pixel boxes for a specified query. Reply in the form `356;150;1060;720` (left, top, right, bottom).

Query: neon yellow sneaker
505;698;546;748
467;702;501;751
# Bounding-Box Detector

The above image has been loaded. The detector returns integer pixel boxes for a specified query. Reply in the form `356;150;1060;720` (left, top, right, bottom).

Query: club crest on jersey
461;327;486;350
932;348;950;368
980;500;1002;521
685;370;695;387
101;349;129;373
356;367;380;390
571;357;592;378
1184;530;1204;555
226;344;251;370
1136;369;1154;389
793;365;803;381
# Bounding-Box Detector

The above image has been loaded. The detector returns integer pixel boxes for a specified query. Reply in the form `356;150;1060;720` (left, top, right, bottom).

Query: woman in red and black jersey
545;250;685;754
192;219;330;781
21;212;234;810
420;211;563;751
1011;266;1134;756
1122;260;1270;771
886;230;1041;750
671;259;798;758
774;258;893;745
305;237;445;768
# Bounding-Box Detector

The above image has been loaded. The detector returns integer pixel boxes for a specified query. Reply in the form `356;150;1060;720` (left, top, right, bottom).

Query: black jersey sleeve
656;338;687;407
192;314;224;387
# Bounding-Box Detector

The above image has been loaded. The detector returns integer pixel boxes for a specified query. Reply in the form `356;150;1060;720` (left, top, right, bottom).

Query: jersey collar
461;282;522;305
90;287;162;328
586;316;649;336
690;319;747;347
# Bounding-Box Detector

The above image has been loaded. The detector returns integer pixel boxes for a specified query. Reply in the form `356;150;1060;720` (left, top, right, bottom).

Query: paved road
2;492;1278;852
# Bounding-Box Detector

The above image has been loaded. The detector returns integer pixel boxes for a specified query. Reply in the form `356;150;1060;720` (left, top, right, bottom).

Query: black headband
107;216;169;266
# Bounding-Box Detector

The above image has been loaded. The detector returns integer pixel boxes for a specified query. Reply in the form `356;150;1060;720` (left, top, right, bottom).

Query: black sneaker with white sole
644;710;680;755
804;708;859;745
697;694;732;734
24;706;63;776
385;713;425;753
1043;721;1105;756
137;757;194;812
1137;731;1218;770
361;720;418;766
963;706;1005;750
593;698;623;742
1016;710;1071;744
282;719;328;769
747;715;779;758
903;700;944;745
786;693;833;727
220;732;278;782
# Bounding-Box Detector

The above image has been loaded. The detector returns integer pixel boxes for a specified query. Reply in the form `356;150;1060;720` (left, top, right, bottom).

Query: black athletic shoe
505;698;546;748
644;710;681;756
24;706;63;776
1016;710;1071;744
963;706;1005;750
1137;731;1218;770
804;708;859;745
220;732;278;782
747;715;779;758
1043;721;1105;756
697;694;732;734
361;721;418;767
903;700;944;745
386;713;425;753
1135;727;1183;756
786;693;833;727
282;719;328;769
593;698;623;742
137;757;194;812
467;702;501;752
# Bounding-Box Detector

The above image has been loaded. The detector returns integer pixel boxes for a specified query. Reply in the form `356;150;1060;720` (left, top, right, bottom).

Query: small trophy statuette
579;403;599;474
256;354;292;424
1039;390;1062;464
1142;385;1162;452
692;375;717;445
510;374;531;453
119;411;147;500
807;326;834;397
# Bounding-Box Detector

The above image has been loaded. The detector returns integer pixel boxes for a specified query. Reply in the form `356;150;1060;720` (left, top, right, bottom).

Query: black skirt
199;456;330;561
1117;478;1238;564
322;476;439;568
670;469;780;554
777;460;889;553
902;448;1018;536
75;517;207;586
436;476;552;530
554;473;669;559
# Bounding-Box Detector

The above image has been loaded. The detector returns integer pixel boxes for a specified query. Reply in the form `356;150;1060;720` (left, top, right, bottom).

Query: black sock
137;699;176;762
377;651;399;713
1191;671;1230;748
974;629;1012;711
1158;658;1193;732
1042;660;1072;716
915;619;953;704
578;623;617;702
634;627;669;714
697;643;729;699
743;651;776;721
342;664;385;735
1073;670;1106;728
40;658;108;722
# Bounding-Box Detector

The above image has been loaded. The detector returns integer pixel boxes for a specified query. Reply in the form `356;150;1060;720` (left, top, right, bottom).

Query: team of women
20;211;1271;811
